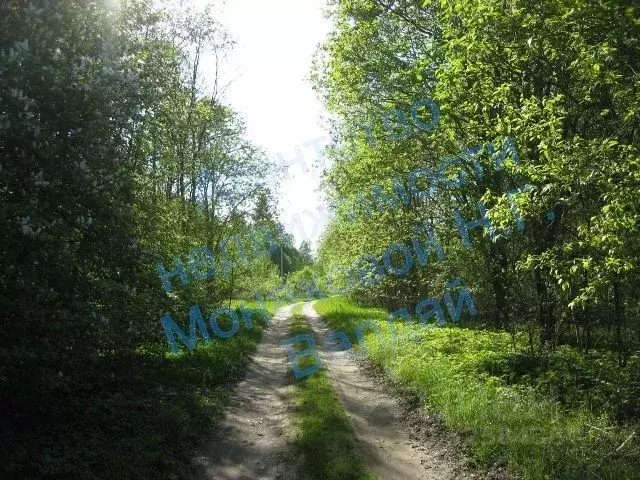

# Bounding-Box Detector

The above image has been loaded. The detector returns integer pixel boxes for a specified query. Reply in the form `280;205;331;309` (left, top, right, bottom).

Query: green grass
314;296;640;480
5;300;287;480
286;303;375;480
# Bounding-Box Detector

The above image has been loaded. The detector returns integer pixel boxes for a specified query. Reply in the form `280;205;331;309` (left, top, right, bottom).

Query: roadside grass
7;300;286;480
286;303;375;480
314;296;640;480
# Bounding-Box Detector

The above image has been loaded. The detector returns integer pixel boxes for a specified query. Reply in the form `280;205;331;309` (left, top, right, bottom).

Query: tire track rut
196;304;300;480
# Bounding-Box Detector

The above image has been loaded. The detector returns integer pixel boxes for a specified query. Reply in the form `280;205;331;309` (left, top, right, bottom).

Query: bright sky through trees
203;0;332;249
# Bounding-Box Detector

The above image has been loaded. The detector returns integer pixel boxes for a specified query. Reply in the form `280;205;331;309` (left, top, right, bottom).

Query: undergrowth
4;300;284;480
313;296;640;480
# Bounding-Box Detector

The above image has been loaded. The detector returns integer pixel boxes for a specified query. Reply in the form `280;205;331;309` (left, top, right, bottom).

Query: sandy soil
194;304;300;480
302;301;509;480
195;301;509;480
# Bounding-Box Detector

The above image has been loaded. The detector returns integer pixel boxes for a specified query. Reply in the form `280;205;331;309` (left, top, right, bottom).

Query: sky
202;0;334;250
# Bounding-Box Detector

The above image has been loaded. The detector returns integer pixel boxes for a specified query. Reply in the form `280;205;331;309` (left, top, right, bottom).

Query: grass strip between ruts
286;302;376;480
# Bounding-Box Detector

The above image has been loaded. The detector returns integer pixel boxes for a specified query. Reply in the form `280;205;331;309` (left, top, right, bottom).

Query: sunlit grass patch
286;304;375;480
314;296;640;480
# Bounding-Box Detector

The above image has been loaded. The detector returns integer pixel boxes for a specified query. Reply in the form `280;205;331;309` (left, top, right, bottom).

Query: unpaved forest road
196;302;489;480
195;304;299;480
302;302;480;480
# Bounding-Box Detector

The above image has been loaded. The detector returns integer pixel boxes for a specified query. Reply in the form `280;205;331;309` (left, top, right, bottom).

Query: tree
312;0;640;356
0;0;283;475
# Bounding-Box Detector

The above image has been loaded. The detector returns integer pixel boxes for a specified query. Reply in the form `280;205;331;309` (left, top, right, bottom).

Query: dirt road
196;301;494;480
302;302;480;480
195;304;299;480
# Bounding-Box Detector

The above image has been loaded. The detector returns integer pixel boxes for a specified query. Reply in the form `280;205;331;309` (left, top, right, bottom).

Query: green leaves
313;0;640;375
0;1;287;477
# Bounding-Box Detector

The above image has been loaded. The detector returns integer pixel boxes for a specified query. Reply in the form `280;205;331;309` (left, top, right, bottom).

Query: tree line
0;1;311;475
312;0;640;366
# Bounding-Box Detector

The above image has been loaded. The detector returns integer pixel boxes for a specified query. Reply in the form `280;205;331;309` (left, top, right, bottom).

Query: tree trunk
613;281;627;366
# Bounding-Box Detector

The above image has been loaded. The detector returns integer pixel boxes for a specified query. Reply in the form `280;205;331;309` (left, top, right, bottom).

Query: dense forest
310;0;640;477
315;0;640;358
0;0;313;477
2;0;639;479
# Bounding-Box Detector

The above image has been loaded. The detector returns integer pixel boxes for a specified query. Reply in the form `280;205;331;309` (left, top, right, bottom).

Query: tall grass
12;300;287;480
314;296;640;480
